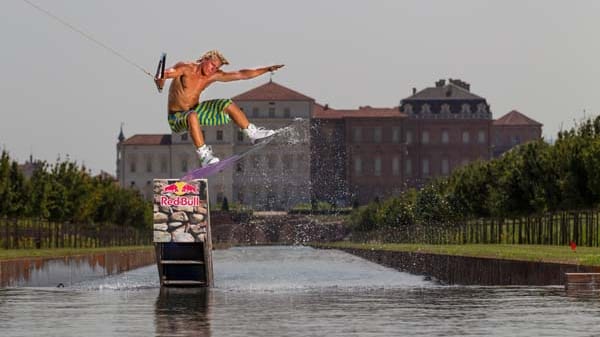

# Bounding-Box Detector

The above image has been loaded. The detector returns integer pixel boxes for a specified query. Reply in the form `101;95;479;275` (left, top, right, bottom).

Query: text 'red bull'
160;196;200;206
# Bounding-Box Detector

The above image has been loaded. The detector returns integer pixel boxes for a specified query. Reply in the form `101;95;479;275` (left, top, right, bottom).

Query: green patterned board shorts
167;98;232;133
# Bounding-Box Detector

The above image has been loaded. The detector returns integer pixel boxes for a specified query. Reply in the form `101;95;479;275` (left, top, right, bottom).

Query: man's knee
187;112;198;123
225;101;238;112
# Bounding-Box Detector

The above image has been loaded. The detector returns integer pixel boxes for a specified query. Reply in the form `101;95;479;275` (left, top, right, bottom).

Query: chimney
412;87;417;95
446;86;453;97
435;79;446;87
449;78;470;91
324;104;329;110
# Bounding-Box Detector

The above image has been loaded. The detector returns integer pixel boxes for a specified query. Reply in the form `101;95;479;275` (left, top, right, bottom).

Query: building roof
494;110;542;126
232;81;315;101
313;104;405;119
404;83;484;101
122;134;171;145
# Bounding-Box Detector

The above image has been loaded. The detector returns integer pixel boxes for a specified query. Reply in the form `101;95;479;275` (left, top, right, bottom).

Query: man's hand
267;65;284;72
154;77;165;93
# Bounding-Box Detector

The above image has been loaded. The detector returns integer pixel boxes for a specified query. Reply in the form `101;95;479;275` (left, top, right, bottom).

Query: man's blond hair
198;50;229;65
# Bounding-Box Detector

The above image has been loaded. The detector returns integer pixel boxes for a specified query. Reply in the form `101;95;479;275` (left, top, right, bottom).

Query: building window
252;107;259;117
461;158;470;166
129;159;136;173
216;192;224;204
406;130;413;144
181;133;188;141
512;135;521;145
145;157;152;173
216;130;223;141
283;107;291;118
237;190;244;203
392;156;399;176
354;157;362;176
392;127;400;143
477;103;487;113
441;158;449;175
181;158;188;172
283;154;293;169
422;130;430;144
421;104;431;114
462;131;470;144
268;107;276;118
353;127;362;142
405;159;412;176
461;103;471;113
478;130;486;144
374;157;381;176
404;104;413;114
441;103;451;114
237;131;244;142
373;127;382;143
236;161;243;172
441;130;449;144
268;155;277;169
422;159;430;176
296;154;306;169
160;157;168;173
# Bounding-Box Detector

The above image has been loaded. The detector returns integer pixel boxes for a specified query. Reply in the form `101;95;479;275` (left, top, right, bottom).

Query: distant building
311;105;406;205
492;110;543;157
399;79;493;188
230;81;312;210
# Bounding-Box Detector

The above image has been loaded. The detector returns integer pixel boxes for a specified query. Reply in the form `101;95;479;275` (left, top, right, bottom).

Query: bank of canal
314;242;600;285
0;246;155;287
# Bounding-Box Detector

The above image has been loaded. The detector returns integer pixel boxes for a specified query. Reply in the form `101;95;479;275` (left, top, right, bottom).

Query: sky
1;0;600;174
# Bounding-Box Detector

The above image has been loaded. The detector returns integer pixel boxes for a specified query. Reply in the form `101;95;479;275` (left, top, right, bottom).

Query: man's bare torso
167;62;213;113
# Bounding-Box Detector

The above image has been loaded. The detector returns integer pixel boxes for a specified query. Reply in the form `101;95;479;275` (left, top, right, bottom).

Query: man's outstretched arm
213;65;284;82
154;62;186;90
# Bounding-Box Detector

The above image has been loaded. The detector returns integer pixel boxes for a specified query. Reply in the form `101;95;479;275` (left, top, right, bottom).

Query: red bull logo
162;182;198;196
161;181;200;206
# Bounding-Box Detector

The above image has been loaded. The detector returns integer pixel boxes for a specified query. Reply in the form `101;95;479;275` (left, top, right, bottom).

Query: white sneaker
244;123;276;143
196;145;220;167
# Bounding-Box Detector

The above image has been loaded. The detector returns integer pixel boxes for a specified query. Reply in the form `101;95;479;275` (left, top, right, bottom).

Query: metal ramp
153;179;214;287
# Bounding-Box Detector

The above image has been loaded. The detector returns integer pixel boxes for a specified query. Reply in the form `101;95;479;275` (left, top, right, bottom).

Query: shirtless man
154;50;284;166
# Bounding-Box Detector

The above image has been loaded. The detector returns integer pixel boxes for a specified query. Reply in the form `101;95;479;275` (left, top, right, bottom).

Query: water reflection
0;250;155;287
155;288;211;337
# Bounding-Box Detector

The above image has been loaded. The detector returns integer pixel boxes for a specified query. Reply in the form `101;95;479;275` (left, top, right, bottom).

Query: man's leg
224;103;250;129
223;102;275;142
187;112;205;147
187;112;219;166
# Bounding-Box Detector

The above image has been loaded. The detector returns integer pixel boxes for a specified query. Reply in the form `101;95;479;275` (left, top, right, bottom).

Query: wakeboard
181;118;304;181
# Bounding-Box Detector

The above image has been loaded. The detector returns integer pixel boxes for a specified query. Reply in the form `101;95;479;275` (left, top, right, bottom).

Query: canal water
1;246;599;336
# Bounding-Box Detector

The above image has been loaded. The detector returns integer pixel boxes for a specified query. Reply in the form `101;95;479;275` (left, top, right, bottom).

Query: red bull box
153;179;213;287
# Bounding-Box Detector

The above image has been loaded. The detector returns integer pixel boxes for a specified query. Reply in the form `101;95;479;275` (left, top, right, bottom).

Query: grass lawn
315;242;600;267
0;246;153;261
